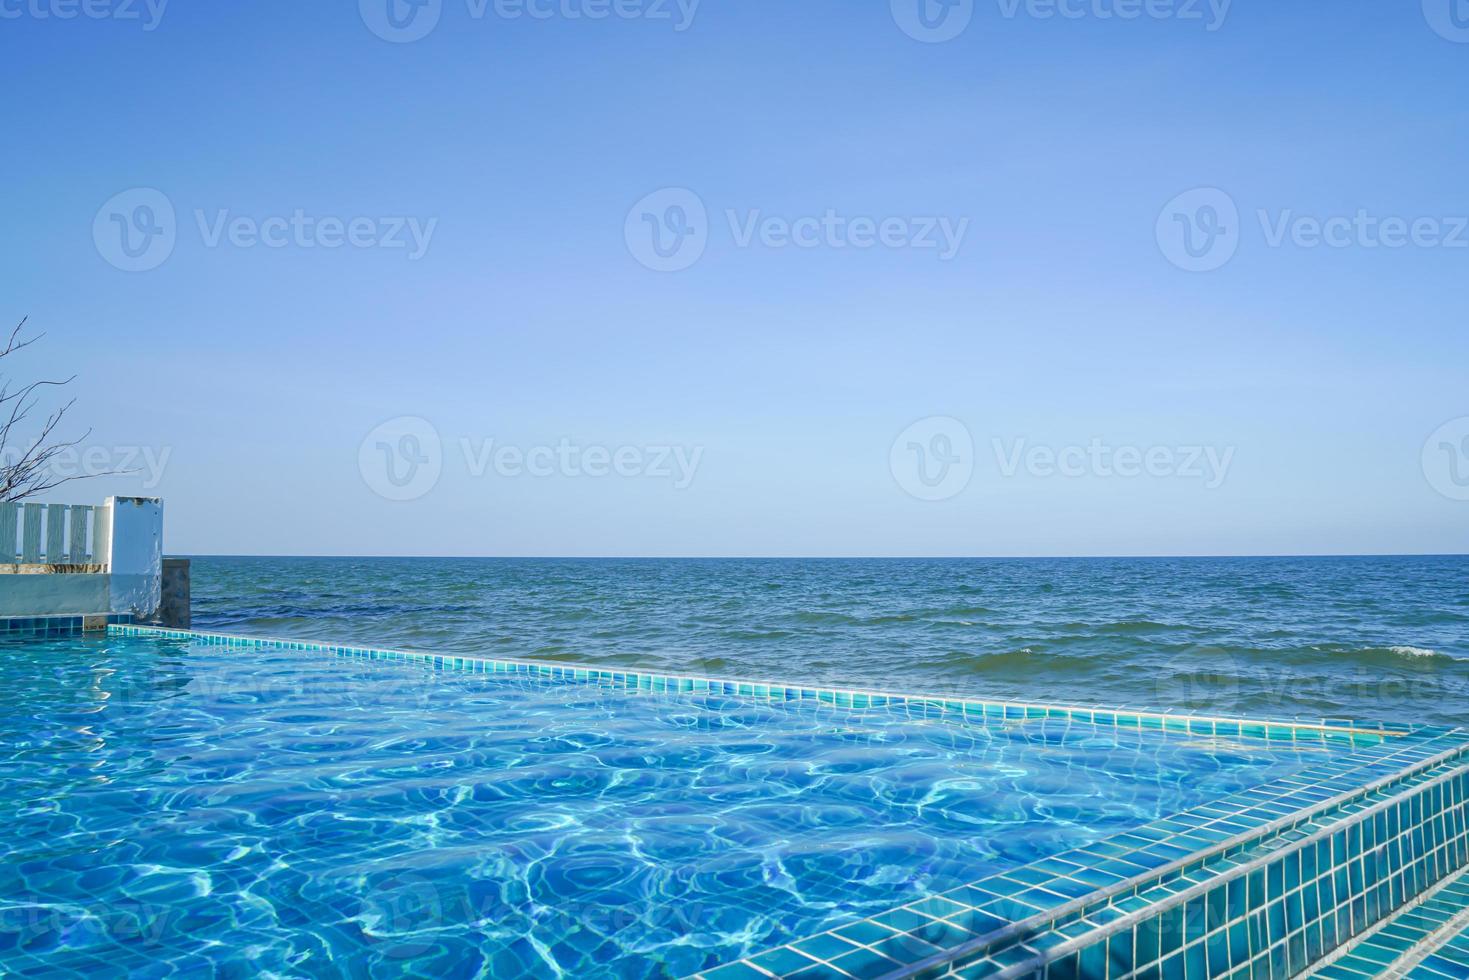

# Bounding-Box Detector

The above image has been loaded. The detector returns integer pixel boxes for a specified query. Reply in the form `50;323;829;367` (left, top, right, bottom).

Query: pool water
0;633;1358;978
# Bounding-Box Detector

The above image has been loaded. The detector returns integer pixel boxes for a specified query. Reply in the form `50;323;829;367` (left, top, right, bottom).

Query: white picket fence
0;501;109;564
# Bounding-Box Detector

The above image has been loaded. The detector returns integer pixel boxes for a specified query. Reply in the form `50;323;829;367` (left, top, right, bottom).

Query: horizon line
169;552;1469;561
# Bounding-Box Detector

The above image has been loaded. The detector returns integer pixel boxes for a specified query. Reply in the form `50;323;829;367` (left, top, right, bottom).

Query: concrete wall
0;572;111;616
159;557;191;628
0;496;169;620
104;496;163;619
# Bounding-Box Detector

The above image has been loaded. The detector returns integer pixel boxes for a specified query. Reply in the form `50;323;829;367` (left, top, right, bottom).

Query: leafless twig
0;318;118;502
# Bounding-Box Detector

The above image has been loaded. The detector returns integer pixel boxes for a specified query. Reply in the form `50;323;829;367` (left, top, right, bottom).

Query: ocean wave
718;629;794;641
1058;620;1188;636
1388;645;1456;661
1298;644;1463;666
786;612;916;627
913;647;1102;674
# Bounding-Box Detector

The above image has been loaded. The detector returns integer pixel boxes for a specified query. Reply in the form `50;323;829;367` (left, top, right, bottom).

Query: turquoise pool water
1;632;1363;978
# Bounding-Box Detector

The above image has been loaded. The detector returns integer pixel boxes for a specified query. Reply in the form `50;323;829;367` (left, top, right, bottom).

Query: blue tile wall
703;749;1469;980
1407;912;1469;979
1309;865;1469;979
0;613;129;638
942;764;1469;979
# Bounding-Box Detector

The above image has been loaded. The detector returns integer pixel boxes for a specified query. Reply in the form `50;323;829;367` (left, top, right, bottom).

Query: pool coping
102;624;1414;741
1397;883;1469;978
96;624;1467;979
1304;859;1469;978
699;734;1469;980
956;756;1469;976
946;756;1469;980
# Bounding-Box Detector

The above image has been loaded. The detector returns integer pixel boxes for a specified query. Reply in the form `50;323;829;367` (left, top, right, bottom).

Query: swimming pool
0;628;1447;977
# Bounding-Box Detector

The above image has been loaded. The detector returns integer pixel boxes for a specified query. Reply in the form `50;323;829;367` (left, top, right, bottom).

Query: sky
2;0;1467;557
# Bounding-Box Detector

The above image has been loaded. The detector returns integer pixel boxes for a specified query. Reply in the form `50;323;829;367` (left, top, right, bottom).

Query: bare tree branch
0;319;127;502
0;317;43;360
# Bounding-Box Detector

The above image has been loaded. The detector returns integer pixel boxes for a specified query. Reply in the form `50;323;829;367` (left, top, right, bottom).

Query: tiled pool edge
1305;861;1469;978
1;613;131;637
104;624;1409;742
1402;893;1469;978
938;759;1469;979
698;737;1469;980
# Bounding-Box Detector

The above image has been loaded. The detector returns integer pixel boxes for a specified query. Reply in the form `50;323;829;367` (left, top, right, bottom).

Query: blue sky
4;1;1467;556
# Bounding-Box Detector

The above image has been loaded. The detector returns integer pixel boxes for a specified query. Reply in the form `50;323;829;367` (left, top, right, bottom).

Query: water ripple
0;632;1355;977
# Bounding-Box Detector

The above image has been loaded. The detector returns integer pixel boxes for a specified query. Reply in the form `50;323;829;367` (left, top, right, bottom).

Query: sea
189;555;1468;729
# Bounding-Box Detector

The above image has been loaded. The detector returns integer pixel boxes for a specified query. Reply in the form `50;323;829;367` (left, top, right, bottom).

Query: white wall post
104;496;164;619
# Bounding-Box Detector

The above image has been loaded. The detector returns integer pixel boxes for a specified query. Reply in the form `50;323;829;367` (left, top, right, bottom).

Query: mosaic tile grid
0;613;129;638
705;766;1469;979
950;761;1469;979
1304;864;1469;979
106;625;1410;743
703;737;1469;980
1405;914;1469;979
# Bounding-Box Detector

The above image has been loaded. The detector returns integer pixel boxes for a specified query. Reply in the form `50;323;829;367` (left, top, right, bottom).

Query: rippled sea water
2;633;1358;977
193;556;1469;728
